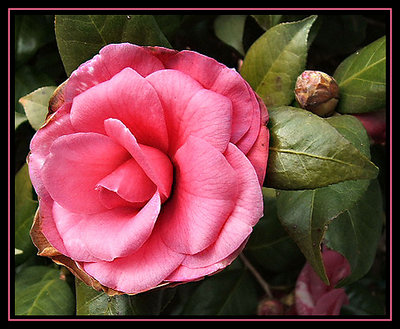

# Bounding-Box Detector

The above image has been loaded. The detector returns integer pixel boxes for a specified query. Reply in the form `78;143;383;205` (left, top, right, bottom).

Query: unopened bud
295;70;339;117
257;298;284;315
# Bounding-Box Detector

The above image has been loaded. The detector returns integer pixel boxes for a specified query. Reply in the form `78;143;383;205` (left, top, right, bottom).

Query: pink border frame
8;7;392;322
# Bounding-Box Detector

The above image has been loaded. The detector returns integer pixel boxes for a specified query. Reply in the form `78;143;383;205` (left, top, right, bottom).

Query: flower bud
257;298;284;315
294;70;339;117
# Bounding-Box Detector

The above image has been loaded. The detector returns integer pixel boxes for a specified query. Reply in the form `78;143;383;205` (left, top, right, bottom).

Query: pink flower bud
257;298;284;315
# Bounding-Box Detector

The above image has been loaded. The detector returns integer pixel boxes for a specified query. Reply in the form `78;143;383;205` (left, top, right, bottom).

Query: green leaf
15;15;55;66
341;278;385;315
129;288;176;315
325;114;372;158
19;86;56;130
15;266;75;315
75;279;175;316
265;106;379;190
251;14;282;30
179;263;258;315
275;113;376;284
214;15;247;55
325;179;383;287
75;279;133;316
240;15;317;107
15;164;38;265
153;15;183;39
55;15;171;76
15;65;56;114
334;36;386;113
15;112;27;130
277;189;329;283
244;188;305;274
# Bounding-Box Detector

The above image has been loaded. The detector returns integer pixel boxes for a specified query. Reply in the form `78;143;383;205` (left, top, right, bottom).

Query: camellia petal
103;118;173;201
162;50;255;144
182;143;262;269
312;289;349;315
64;43;166;102
41;132;130;214
158;136;238;255
28;104;75;204
51;191;161;262
83;225;185;295
246;126;270;185
166;238;248;282
295;249;351;315
146;69;233;154
96;158;157;205
70;67;169;152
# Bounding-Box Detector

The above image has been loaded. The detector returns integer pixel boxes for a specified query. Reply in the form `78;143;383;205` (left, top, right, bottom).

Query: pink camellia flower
295;249;351;315
28;43;269;295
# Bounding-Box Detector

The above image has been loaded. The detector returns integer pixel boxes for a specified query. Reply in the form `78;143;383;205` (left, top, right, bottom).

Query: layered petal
312;289;349;315
64;43;166;102
28;104;75;203
36;199;69;257
163;50;256;145
70;67;169;152
96;158;157;205
104;118;173;201
182;143;263;269
83;225;185;294
166;238;248;282
146;69;232;154
51;191;161;262
158;136;238;255
41;132;130;214
295;249;351;315
246;126;270;185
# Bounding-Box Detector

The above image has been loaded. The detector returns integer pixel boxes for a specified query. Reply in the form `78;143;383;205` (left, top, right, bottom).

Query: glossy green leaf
15;65;56;114
15;112;27;130
275;113;376;284
19;86;56;130
244;188;305;274
342;278;385;315
15;266;75;315
75;279;176;316
75;279;133;316
214;15;247;55
153;15;183;39
15;15;55;66
241;15;317;107
325;179;383;287
251;14;282;30
334;36;386;113
129;287;176;315
179;263;258;315
265;106;379;190
55;15;171;76
15;164;38;265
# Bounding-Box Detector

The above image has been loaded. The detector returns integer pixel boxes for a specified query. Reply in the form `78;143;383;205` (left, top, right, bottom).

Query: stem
239;253;273;299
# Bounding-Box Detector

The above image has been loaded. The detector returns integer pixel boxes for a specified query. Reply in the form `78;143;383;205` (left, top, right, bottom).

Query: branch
239;253;273;299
